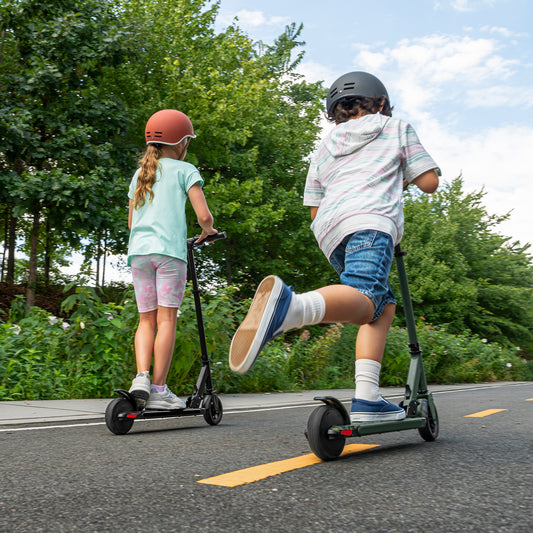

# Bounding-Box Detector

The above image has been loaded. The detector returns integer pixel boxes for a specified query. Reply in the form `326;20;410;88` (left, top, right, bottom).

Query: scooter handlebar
187;231;227;247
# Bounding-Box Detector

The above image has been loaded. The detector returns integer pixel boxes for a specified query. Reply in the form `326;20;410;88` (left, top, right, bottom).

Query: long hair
132;144;162;209
327;96;393;124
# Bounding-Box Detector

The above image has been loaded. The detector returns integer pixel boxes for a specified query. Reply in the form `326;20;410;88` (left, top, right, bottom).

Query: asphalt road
1;382;532;533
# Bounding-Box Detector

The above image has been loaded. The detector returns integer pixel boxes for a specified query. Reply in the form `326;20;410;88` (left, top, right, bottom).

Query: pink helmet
144;109;196;145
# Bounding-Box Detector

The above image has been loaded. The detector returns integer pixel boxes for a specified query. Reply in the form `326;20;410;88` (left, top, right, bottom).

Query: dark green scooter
305;243;439;460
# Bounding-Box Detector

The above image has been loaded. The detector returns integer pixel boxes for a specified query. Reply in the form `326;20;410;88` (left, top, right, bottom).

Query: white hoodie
304;114;439;258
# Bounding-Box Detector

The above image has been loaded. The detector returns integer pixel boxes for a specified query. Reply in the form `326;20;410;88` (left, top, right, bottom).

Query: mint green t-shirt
127;158;203;265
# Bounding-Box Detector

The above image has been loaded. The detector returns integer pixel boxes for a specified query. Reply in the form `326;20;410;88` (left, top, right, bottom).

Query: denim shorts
329;230;396;322
130;254;187;313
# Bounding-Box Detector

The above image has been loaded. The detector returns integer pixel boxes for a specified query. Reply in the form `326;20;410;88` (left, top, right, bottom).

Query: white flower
49;316;58;325
80;322;85;330
481;338;487;343
62;322;70;330
516;346;521;351
10;325;21;335
506;363;512;368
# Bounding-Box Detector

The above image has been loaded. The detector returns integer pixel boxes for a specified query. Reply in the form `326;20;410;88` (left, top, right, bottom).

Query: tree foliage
0;0;139;302
398;178;532;350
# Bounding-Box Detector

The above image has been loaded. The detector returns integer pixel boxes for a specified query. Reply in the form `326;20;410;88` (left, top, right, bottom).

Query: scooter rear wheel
105;397;134;435
202;394;223;426
307;405;346;461
418;404;439;441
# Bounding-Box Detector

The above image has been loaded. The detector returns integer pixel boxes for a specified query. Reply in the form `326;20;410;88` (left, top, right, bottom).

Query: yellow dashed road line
198;443;380;487
464;409;507;418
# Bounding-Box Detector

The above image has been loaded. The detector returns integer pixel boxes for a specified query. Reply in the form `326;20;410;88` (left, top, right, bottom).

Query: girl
127;109;217;410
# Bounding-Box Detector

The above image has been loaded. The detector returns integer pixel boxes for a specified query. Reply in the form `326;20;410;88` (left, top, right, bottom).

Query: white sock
281;291;326;332
355;359;381;401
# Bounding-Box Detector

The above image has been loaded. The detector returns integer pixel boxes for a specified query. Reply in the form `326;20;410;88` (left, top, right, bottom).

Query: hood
324;114;390;157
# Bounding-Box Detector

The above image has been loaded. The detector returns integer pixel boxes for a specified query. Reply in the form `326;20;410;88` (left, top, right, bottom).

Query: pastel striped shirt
303;114;440;258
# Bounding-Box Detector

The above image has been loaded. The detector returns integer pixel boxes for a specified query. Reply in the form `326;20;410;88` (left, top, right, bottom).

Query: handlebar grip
187;231;227;247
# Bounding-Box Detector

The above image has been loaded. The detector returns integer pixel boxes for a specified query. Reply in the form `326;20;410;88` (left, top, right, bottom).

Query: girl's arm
310;206;319;221
128;199;133;230
188;183;216;240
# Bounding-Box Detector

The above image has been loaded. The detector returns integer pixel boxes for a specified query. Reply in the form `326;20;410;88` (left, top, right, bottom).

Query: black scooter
105;231;227;435
305;243;439;460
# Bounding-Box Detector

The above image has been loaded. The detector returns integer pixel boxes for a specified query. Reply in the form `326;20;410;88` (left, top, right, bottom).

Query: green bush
0;286;530;401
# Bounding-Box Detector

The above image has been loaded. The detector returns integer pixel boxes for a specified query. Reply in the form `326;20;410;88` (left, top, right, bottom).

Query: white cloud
450;0;499;12
218;9;290;30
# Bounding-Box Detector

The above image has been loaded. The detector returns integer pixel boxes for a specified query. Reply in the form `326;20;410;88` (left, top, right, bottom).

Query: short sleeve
401;123;441;183
303;160;324;206
181;163;204;192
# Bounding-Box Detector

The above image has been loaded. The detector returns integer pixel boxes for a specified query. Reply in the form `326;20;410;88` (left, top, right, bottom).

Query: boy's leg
350;302;405;421
229;277;374;374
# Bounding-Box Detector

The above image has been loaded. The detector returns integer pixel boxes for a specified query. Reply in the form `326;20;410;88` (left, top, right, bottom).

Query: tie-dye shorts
130;254;187;313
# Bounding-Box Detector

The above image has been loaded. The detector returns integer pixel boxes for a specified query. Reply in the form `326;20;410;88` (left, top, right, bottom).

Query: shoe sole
146;401;186;410
130;389;149;410
350;411;406;423
229;275;283;374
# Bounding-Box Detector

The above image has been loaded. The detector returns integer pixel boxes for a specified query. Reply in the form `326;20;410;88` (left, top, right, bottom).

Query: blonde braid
132;144;161;209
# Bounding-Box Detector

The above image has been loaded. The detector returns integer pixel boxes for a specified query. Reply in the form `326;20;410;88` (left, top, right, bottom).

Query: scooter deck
328;417;426;438
113;389;205;420
117;407;205;421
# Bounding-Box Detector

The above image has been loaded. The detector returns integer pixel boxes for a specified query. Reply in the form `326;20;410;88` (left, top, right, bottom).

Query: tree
398;178;533;351
116;0;330;293
0;0;138;306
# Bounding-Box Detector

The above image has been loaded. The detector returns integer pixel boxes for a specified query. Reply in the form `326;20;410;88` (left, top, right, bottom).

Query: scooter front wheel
105;398;134;435
202;394;223;426
306;405;346;461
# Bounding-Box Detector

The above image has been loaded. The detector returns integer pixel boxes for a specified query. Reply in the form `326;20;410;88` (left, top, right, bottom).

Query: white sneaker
146;385;186;410
128;371;151;409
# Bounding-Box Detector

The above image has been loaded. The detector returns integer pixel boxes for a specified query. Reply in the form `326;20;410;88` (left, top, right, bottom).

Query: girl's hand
195;228;218;244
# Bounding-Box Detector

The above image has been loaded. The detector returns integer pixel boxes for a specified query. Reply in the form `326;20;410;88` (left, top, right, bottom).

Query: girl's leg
151;306;178;386
134;310;157;373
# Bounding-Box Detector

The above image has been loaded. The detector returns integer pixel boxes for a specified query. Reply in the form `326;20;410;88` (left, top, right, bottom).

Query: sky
215;0;533;248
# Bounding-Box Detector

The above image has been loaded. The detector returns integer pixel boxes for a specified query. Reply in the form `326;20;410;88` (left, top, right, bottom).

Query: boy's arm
412;169;439;193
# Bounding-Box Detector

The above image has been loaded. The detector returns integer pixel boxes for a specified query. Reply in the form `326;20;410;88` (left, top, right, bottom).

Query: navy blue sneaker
229;275;293;374
350;396;406;422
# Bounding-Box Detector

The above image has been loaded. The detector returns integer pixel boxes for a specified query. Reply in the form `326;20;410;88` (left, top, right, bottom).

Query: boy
229;71;439;422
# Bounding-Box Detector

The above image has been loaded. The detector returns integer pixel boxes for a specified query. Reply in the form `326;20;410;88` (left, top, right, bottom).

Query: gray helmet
326;71;389;115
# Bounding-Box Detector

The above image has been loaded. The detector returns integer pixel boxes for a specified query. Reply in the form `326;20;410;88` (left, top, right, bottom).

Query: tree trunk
44;215;51;287
26;200;41;311
1;208;8;282
102;231;107;287
6;209;16;284
95;233;101;287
